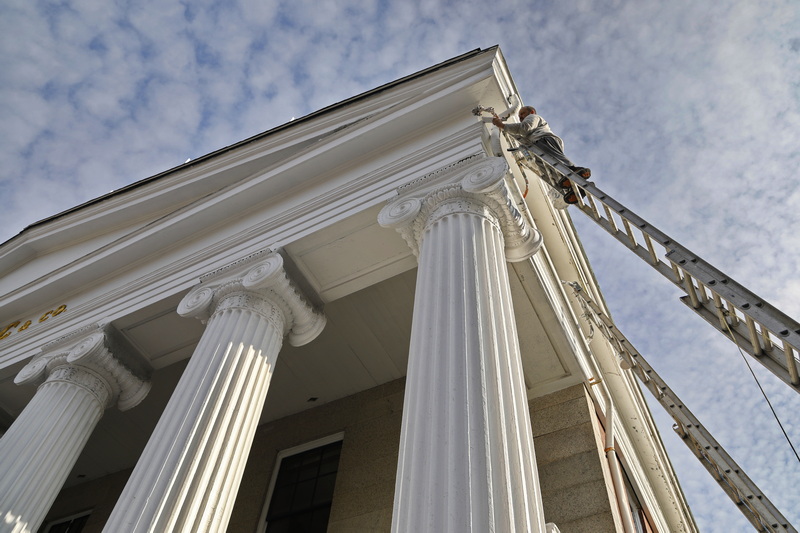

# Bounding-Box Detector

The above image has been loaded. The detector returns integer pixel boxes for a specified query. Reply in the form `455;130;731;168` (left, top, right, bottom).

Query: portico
0;47;695;533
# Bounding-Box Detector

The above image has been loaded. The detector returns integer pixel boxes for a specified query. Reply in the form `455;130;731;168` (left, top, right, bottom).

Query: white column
104;250;325;533
379;156;545;532
0;325;151;533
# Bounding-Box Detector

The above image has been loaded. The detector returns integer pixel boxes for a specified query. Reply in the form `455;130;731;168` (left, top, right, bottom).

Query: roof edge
4;46;500;248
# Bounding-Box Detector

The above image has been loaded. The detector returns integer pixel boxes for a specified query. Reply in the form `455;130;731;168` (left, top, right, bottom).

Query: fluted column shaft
0;327;151;533
104;251;325;533
379;157;545;532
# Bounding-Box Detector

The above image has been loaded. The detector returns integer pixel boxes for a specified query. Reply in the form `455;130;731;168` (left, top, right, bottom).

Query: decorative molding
198;248;276;284
38;322;99;354
178;250;326;347
14;323;152;411
378;156;542;262
215;289;287;334
396;153;484;194
46;365;112;408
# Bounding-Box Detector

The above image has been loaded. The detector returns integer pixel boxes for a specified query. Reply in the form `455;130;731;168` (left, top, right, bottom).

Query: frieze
0;304;68;341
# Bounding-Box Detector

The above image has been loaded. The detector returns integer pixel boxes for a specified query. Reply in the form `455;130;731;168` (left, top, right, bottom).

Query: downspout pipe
605;398;638;533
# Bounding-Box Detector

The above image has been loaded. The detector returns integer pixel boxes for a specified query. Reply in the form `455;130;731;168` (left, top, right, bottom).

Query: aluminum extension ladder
567;281;796;533
516;146;800;394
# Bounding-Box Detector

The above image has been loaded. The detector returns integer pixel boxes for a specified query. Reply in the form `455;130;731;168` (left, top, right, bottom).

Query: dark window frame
258;433;345;533
39;509;92;533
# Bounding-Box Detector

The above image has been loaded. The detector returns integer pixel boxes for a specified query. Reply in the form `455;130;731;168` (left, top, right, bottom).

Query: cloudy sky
2;0;799;530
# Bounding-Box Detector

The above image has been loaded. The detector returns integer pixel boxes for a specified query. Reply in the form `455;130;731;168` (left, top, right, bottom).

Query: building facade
0;48;696;532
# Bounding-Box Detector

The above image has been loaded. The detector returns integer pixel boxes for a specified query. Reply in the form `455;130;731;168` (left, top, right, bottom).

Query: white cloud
0;0;798;530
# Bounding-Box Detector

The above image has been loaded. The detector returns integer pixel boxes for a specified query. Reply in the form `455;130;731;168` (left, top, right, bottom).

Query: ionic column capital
378;156;542;262
14;324;152;411
177;249;325;347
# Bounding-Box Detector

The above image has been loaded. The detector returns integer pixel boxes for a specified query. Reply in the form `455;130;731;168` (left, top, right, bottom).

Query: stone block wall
529;383;620;532
39;378;404;533
40;379;623;533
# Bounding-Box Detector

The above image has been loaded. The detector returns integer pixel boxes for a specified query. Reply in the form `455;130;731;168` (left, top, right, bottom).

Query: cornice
1;48;500;257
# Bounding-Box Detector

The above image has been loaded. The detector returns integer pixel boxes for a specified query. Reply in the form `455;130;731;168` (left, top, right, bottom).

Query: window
263;437;343;533
621;464;656;533
40;510;91;533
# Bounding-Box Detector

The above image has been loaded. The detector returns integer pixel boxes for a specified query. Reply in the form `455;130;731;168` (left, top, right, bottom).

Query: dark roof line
15;46;496;239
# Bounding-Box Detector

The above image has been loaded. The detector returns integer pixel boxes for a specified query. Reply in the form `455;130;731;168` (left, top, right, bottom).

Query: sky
1;0;799;531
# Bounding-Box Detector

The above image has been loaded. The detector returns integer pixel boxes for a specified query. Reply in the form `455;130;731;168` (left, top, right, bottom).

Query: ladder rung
727;300;741;327
580;186;593;212
602;203;618;232
713;293;730;331
644;234;659;265
762;327;775;352
746;316;763;356
671;261;684;284
685;273;701;309
621;217;637;248
696;281;710;303
783;341;800;385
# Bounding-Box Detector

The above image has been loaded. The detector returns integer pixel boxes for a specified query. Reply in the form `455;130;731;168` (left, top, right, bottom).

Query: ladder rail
570;284;798;533
517;147;800;393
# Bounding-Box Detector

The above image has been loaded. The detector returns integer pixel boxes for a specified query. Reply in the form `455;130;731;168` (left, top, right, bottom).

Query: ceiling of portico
58;266;418;488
